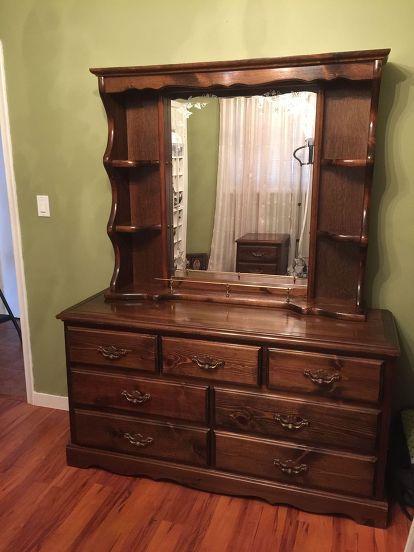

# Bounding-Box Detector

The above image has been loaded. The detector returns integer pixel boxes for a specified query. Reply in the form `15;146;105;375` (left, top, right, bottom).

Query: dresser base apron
67;443;389;528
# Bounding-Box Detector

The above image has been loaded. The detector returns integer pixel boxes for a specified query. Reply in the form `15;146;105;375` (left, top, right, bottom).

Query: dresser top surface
236;233;290;245
58;292;399;358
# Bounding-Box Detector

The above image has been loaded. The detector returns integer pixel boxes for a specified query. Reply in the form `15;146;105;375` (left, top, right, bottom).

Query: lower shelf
67;443;389;528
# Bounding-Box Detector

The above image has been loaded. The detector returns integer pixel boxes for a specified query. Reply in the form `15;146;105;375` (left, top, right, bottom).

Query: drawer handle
97;345;131;360
273;458;308;476
303;369;341;386
121;389;151;405
191;355;225;371
251;250;264;258
273;413;309;431
123;432;153;448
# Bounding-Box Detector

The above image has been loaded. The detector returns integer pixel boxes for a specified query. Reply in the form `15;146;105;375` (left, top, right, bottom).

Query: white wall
0;131;19;316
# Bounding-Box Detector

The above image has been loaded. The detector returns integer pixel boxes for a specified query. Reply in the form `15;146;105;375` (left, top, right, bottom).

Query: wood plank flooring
0;321;25;399
0;397;410;551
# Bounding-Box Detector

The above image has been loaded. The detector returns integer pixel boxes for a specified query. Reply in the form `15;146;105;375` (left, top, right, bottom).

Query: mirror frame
91;48;390;320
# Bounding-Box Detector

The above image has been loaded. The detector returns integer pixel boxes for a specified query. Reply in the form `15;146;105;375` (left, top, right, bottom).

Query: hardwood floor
0;321;25;399
0;397;410;552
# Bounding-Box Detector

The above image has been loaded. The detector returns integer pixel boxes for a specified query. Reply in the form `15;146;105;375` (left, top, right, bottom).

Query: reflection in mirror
171;91;317;281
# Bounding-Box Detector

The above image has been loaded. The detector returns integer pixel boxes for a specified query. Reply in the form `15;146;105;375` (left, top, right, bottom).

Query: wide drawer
214;388;379;453
73;410;209;467
71;370;208;423
215;431;376;497
67;327;156;371
237;245;278;263
236;262;278;275
268;349;383;404
162;337;259;386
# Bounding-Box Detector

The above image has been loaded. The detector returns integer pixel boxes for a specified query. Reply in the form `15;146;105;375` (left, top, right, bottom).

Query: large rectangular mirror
170;90;317;284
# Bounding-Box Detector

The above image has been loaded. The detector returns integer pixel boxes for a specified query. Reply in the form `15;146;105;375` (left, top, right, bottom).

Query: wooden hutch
58;49;399;527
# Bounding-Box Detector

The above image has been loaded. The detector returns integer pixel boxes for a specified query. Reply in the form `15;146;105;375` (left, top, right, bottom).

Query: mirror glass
170;91;317;282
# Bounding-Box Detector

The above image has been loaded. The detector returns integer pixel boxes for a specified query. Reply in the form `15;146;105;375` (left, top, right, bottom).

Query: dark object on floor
0;288;21;342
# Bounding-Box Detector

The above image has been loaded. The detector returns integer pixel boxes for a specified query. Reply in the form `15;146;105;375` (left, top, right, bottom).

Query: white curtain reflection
208;92;317;273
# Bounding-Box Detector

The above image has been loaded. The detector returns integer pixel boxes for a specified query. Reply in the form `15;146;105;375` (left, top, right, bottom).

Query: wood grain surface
0;397;409;552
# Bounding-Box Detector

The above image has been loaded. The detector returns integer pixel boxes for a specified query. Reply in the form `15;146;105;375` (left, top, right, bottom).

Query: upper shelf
104;159;160;168
114;224;162;233
317;230;368;246
321;158;373;168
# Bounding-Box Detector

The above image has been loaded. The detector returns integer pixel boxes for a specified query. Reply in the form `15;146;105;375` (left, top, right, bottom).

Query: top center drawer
162;337;260;386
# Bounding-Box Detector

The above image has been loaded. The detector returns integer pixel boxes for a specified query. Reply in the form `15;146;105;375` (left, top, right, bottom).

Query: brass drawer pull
273;458;308;475
251;250;264;257
273;413;309;431
121;389;151;405
192;355;225;371
123;432;153;448
303;369;341;386
97;345;131;360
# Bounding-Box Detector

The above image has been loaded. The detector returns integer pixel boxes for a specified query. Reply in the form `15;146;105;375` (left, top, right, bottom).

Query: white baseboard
31;391;69;411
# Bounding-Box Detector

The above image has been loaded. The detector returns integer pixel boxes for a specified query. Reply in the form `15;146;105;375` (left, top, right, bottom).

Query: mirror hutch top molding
58;49;399;529
90;48;390;320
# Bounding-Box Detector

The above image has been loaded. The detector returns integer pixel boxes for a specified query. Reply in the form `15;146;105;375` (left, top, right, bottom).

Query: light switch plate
36;195;50;217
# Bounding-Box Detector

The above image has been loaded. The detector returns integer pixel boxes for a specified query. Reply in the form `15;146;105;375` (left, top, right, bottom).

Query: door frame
0;41;33;403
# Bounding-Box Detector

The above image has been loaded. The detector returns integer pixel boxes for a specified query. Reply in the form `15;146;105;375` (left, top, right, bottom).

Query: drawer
215;388;379;453
71;370;208;424
162;337;259;386
237;245;278;263
236;262;278;275
73;410;209;467
268;349;383;404
67;327;156;371
215;431;375;497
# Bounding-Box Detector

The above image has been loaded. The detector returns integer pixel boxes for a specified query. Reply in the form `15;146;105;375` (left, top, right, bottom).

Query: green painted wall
187;97;219;254
0;0;413;404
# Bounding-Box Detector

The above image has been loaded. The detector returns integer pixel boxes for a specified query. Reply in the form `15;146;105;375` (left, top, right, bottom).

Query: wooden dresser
58;293;399;528
236;233;290;275
58;50;398;527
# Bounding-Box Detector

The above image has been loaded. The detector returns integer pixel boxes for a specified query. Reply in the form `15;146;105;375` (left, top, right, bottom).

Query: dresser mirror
170;91;317;283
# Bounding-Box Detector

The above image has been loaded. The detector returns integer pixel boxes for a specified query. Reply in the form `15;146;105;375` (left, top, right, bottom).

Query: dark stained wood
73;409;209;467
214;387;379;452
268;348;383;404
214;431;376;497
236;233;290;276
66;443;390;528
92;49;390;319
71;369;209;423
236;262;280;275
58;294;400;359
0;398;410;549
67;326;156;371
162;336;260;386
57;48;398;532
317;167;365;237
57;292;399;527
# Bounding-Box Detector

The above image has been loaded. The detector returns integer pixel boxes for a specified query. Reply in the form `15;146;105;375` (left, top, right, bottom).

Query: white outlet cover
36;195;50;217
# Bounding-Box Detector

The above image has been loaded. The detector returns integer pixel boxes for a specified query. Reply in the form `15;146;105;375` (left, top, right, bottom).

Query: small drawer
73;410;209;467
236;262;278;275
237;245;278;263
162;337;259;386
67;327;156;372
268;349;383;404
215;431;376;497
214;388;379;453
71;370;208;424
